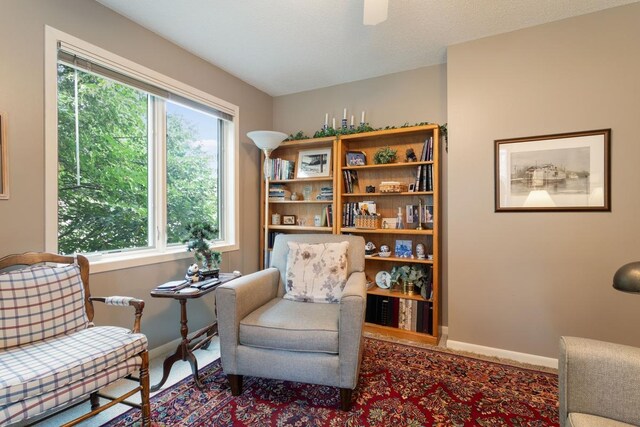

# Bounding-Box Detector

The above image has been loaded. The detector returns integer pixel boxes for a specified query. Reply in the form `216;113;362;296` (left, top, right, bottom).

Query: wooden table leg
201;323;218;350
150;299;191;392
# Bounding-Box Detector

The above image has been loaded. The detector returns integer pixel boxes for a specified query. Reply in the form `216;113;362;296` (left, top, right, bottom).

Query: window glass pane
57;63;150;254
166;101;220;245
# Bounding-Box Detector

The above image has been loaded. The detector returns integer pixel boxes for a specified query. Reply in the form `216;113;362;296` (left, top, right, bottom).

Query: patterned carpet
103;337;559;426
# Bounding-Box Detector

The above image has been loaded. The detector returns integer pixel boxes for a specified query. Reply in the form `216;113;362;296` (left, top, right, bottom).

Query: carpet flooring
103;337;559;426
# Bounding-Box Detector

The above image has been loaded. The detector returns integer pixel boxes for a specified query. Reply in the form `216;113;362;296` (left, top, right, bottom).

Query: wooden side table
149;273;239;391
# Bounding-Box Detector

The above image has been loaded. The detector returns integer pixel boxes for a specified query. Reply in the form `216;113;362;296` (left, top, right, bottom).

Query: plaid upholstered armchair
0;252;150;426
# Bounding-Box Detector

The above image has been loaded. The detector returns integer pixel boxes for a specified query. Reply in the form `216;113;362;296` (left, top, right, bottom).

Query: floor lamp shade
247;131;288;152
613;261;640;293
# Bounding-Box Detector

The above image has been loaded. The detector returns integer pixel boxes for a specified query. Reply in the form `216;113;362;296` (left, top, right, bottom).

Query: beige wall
448;3;640;358
273;65;449;325
0;0;271;348
274;65;447;137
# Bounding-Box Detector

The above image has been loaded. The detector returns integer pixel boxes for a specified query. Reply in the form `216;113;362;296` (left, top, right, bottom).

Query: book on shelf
366;295;434;334
391;298;400;328
268;183;291;201
342;170;358;194
321;204;333;227
317;185;333;201
379;297;392;326
268;158;295;181
414;164;422;192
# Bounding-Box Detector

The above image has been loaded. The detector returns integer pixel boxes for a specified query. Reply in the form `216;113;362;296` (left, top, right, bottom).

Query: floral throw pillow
284;241;349;303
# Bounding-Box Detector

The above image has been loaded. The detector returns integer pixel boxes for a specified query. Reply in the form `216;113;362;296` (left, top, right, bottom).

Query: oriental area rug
103;337;559;426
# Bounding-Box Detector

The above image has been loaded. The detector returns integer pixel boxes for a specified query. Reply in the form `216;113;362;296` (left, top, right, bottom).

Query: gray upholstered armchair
559;336;640;426
216;234;366;410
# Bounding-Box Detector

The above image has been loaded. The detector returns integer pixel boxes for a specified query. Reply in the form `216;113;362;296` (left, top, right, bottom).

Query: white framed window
45;27;239;273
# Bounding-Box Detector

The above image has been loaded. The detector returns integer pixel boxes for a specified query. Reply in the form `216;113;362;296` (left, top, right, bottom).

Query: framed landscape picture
297;148;332;178
495;129;610;212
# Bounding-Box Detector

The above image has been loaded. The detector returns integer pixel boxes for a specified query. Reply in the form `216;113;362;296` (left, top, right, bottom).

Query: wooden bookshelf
259;125;441;345
337;124;440;344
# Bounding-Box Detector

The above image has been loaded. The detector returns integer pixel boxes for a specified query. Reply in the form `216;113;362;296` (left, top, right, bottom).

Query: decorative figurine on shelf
303;185;312;200
366;185;376;193
379;244;391;257
290;192;299;201
416;243;426;260
396;206;404;229
185;263;200;283
406;148;417;162
365;241;377;256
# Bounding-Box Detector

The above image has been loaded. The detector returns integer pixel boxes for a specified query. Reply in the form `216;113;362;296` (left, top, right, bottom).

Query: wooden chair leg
90;392;100;410
228;374;243;396
139;351;151;426
340;388;352;411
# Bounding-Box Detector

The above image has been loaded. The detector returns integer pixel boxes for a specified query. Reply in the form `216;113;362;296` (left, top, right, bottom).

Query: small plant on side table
183;221;221;271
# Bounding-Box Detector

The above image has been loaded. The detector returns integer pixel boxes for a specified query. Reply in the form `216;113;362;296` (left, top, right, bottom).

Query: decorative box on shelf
379;181;408;193
355;214;381;229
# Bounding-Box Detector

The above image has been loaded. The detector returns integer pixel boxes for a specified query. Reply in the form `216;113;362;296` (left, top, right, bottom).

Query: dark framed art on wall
495;129;610;212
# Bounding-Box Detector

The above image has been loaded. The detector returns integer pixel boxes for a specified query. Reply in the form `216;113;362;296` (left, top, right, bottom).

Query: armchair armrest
338;271;367;389
559;336;640;426
215;268;280;373
90;296;145;333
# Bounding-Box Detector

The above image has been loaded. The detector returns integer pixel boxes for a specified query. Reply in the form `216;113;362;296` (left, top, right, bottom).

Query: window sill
87;243;239;274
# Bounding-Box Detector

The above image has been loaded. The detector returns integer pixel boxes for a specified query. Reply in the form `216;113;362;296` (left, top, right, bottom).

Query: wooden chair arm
90;296;145;333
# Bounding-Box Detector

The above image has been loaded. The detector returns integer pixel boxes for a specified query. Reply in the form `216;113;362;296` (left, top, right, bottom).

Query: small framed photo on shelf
394;239;413;257
346;151;366;166
297;148;332;178
282;215;296;225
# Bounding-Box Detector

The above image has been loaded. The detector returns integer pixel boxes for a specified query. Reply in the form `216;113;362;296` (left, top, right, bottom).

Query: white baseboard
446;339;558;369
149;337;182;360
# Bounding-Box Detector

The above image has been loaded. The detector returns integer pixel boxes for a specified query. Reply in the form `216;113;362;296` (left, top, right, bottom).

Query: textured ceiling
96;0;639;96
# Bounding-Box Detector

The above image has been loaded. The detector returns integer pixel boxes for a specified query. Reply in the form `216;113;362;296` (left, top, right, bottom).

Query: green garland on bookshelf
283;121;448;148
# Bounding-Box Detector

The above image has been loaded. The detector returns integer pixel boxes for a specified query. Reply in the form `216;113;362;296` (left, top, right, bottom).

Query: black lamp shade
613;262;640;293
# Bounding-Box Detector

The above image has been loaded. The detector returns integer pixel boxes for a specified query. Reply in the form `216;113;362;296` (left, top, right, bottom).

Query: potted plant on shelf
373;146;397;164
390;264;432;299
183;221;221;276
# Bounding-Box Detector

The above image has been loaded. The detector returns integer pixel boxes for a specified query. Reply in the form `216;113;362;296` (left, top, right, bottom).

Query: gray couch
559;336;640;426
216;234;366;410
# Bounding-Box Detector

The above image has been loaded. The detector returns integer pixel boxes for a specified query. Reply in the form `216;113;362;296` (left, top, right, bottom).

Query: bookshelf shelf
342;161;433;171
366;287;430;302
342;191;433;197
365;255;434;264
340;228;433;235
364;323;438;345
269;200;332;204
271;177;333;184
268;225;332;232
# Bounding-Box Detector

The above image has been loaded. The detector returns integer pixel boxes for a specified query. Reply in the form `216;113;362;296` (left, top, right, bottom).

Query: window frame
45;26;240;273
